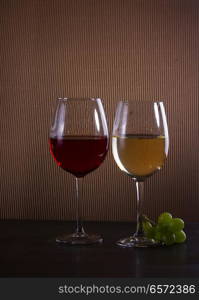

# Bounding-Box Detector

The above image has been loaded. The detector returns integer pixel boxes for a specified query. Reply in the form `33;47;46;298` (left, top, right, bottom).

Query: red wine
49;136;108;177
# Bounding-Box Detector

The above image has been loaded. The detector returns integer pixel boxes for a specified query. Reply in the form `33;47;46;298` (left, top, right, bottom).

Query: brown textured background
1;0;199;222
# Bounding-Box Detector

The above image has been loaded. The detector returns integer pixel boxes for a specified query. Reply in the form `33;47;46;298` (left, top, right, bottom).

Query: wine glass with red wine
49;98;109;245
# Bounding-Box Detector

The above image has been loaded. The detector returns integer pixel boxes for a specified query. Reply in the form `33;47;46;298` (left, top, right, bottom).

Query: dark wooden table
0;221;198;277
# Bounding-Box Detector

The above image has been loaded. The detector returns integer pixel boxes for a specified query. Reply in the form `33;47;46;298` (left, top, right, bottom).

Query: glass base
116;235;160;248
56;232;103;245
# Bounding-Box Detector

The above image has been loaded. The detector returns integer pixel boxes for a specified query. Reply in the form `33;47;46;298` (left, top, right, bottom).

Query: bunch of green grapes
142;212;186;246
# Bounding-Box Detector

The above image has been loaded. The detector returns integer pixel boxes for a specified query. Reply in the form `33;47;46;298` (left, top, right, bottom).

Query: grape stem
141;214;156;226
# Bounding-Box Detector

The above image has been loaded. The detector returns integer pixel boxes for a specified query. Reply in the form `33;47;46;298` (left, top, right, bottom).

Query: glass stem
75;177;85;235
134;180;144;237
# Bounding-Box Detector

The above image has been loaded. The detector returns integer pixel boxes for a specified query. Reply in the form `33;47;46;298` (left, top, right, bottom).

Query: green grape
143;221;153;233
154;229;162;242
147;226;156;239
162;233;176;246
157;223;170;235
158;212;172;225
175;230;186;243
142;213;186;246
142;221;156;239
170;218;184;233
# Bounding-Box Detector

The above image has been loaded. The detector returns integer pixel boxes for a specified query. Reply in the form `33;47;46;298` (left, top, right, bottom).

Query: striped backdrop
1;0;198;221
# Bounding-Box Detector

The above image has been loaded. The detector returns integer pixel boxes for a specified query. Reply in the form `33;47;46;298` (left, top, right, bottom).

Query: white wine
112;134;167;179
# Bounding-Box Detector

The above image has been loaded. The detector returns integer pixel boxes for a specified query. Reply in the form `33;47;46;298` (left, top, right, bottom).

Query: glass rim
57;97;102;102
119;100;165;104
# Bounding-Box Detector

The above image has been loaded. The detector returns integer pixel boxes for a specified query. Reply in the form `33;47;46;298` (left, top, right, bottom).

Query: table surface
0;220;198;277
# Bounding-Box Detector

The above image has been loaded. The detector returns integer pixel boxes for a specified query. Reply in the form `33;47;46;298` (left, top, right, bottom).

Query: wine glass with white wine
112;101;169;247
